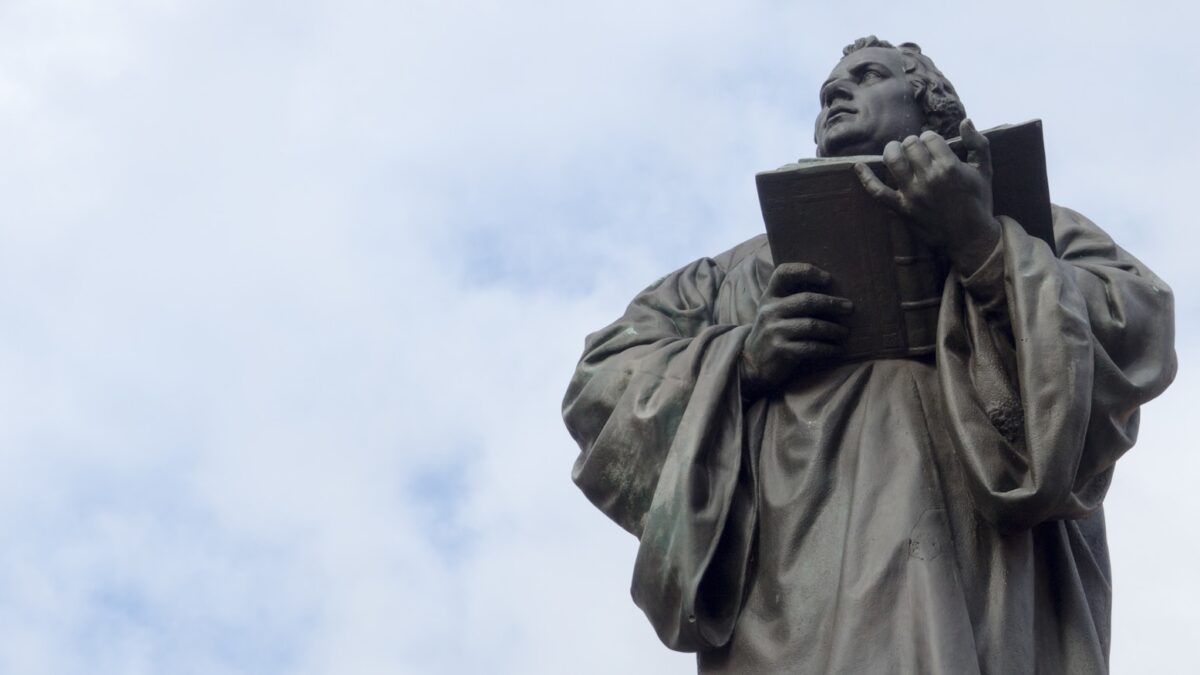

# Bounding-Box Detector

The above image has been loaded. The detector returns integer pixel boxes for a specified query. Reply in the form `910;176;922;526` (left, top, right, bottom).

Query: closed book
755;119;1054;362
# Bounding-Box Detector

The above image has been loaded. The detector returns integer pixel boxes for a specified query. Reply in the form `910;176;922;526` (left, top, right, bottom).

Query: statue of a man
563;37;1176;674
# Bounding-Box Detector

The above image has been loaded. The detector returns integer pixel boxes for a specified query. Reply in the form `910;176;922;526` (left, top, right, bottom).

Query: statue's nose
822;80;854;106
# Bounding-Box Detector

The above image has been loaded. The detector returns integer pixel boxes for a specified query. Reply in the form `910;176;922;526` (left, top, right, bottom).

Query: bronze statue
563;36;1176;674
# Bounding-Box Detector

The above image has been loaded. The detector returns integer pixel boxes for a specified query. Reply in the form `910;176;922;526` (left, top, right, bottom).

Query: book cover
755;119;1053;362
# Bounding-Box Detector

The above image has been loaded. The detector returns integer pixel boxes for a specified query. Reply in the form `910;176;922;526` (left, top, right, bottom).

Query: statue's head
814;37;966;158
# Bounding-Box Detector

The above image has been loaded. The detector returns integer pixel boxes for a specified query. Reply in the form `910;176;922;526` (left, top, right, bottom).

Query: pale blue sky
0;1;1195;673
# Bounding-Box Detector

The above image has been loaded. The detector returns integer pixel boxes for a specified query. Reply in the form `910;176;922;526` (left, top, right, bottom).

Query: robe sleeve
936;206;1177;531
562;254;757;652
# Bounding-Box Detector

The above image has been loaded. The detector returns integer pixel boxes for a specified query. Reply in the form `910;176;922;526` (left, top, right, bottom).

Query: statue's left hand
854;118;1001;276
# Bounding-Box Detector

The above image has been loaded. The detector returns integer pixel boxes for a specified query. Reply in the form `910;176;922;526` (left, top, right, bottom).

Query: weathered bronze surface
563;37;1176;673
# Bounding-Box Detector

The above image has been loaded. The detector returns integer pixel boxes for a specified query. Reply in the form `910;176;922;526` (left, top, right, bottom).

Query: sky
0;0;1196;673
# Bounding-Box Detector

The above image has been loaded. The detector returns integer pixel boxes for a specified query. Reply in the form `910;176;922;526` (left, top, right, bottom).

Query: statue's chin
817;128;873;158
819;141;862;158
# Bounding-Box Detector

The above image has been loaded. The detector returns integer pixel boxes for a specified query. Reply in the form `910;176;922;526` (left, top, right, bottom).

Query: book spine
889;221;944;356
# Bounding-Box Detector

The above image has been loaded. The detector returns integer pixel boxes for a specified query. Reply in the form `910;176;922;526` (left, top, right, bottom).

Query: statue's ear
909;78;927;104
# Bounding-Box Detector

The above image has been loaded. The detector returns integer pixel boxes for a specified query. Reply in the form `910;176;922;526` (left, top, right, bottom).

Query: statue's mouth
826;106;856;125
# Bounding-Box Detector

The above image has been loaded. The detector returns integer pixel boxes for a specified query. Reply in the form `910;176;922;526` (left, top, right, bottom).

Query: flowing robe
562;206;1176;674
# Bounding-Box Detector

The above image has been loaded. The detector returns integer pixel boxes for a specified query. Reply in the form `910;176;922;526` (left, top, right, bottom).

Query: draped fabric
562;206;1176;674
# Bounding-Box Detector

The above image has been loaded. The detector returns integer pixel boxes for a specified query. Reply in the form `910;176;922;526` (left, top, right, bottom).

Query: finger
778;340;845;363
774;317;849;342
773;292;854;318
900;134;934;174
765;262;831;298
960;118;992;179
881;141;913;185
855;162;904;213
919;130;957;166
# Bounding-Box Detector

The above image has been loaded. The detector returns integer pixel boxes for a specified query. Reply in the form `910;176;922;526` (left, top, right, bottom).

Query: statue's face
814;47;926;157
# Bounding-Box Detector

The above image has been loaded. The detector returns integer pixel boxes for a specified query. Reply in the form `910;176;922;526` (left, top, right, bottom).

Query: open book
755;119;1054;362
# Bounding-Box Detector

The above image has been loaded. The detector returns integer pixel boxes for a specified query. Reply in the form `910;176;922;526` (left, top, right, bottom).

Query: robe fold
563;205;1176;674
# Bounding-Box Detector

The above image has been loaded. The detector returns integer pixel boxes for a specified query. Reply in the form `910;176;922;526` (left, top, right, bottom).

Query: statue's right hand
740;262;853;399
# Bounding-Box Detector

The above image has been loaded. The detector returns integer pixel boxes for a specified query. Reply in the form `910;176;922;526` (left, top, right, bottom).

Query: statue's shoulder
1048;203;1113;258
713;234;771;274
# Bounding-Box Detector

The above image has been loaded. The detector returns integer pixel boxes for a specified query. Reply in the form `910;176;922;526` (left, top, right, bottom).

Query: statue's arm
937;206;1176;530
562;253;757;651
563;256;740;533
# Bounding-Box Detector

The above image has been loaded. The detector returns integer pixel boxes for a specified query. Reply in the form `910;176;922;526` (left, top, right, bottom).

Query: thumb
960;118;992;180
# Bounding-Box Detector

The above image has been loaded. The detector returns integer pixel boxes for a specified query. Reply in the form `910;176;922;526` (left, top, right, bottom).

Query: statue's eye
862;69;883;82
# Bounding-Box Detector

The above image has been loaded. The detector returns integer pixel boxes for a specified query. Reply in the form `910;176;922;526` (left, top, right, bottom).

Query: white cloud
0;0;1195;673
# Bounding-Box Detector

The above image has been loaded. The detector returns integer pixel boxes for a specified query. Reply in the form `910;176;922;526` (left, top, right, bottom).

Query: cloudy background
0;0;1194;673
